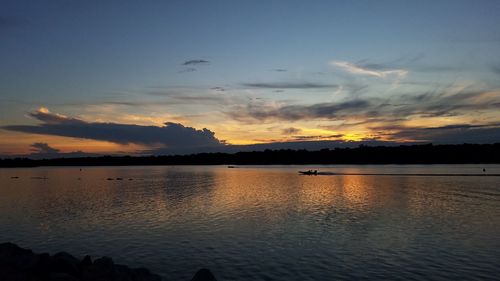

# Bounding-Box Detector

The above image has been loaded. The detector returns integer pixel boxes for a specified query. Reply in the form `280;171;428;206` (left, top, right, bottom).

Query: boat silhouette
298;170;318;175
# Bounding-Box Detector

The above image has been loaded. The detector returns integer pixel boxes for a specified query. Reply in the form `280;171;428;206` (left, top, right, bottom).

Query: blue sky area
1;0;500;157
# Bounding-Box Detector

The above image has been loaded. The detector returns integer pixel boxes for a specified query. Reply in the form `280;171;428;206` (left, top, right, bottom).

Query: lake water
1;165;499;280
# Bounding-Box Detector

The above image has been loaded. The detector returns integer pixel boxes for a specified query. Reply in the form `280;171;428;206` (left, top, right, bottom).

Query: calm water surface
1;165;499;280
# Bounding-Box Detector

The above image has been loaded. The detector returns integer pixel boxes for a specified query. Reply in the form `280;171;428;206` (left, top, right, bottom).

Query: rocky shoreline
0;242;217;281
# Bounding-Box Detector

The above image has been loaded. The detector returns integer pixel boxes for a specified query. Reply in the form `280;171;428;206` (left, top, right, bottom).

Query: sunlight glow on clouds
1;1;500;156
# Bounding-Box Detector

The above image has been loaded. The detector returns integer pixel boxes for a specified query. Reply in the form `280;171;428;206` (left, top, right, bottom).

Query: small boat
227;165;237;168
298;170;318;175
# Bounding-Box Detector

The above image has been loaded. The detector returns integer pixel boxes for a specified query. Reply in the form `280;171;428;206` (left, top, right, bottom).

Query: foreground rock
0;243;217;281
190;269;217;281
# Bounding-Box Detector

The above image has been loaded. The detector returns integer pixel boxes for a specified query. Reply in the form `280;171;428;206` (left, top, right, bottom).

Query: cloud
228;100;370;121
0;142;102;159
3;108;223;150
29;107;85;124
182;59;210;66
30;142;60;154
331;60;408;79
227;85;500;125
281;127;301;135
372;123;500;144
289;134;344;141
242;82;337;89
391;89;500;117
211;86;225;92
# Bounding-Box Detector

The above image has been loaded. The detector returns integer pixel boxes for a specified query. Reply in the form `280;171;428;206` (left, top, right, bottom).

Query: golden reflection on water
336;176;373;207
203;169;380;220
1;166;500;281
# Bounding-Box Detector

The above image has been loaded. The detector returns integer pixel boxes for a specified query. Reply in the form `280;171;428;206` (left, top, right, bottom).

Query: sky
1;0;500;157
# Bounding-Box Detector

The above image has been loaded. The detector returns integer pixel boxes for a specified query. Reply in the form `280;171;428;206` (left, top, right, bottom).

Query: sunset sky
1;0;500;157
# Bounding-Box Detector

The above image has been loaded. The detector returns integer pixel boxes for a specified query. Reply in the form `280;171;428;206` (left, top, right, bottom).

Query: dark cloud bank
24;142;99;160
2;109;223;156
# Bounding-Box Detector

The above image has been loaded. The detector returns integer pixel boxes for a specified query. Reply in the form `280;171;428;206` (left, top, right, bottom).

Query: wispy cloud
331;60;408;79
228;100;370;122
182;59;210;66
371;123;500;143
289;134;344;141
242;82;337;89
211;86;225;92
179;59;210;73
227;85;500;123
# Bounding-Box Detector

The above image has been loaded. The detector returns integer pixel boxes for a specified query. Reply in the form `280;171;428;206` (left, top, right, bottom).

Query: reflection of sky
1;1;500;154
1;166;499;280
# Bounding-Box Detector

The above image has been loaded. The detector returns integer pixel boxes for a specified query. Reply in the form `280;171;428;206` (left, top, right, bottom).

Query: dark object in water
227;165;236;168
298;170;318;175
107;178;113;181
483;168;486;172
31;177;48;180
0;242;163;281
128;178;133;180
10;176;19;179
191;268;217;281
116;177;123;180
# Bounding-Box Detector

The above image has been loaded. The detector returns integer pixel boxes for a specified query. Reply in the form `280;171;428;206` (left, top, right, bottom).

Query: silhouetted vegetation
1;143;500;167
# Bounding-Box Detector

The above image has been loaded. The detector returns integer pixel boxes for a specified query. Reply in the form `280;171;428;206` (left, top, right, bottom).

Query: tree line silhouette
1;143;499;167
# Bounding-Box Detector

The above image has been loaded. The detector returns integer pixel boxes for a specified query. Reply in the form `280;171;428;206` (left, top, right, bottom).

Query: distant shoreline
1;143;500;167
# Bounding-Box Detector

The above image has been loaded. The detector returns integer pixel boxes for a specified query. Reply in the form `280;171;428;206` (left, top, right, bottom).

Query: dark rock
0;242;36;270
33;253;51;278
79;255;92;267
50;252;80;277
81;256;115;281
0;242;188;281
53;252;79;265
191;268;217;281
114;264;133;281
50;272;79;281
132;267;161;281
92;257;114;270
